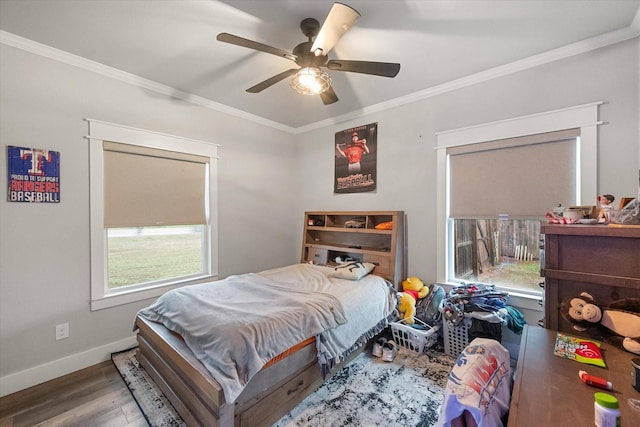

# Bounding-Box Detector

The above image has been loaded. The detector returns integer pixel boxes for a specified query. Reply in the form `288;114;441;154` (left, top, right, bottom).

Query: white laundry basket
443;317;471;357
390;318;440;354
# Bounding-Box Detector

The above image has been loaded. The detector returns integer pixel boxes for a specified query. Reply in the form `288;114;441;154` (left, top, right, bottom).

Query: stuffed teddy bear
397;277;429;324
560;292;640;355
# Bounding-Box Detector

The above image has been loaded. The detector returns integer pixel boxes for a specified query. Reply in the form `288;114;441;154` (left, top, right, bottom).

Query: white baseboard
0;335;138;397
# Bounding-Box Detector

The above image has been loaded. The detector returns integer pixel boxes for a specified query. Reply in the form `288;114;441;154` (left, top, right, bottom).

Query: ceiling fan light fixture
290;67;331;95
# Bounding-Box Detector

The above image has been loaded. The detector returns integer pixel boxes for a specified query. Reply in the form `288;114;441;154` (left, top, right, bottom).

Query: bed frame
134;210;406;426
135;316;363;426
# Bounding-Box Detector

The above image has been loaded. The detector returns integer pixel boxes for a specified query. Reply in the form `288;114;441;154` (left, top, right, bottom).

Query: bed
134;260;400;426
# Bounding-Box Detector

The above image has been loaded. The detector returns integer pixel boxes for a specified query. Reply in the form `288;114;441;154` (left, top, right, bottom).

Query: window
435;102;601;297
87;119;218;310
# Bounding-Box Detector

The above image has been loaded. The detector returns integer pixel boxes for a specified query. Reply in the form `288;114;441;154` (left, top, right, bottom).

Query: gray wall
294;39;639;325
0;45;300;395
1;37;638;395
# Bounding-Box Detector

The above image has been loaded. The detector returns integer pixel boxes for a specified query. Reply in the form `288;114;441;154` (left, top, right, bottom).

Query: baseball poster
7;146;61;203
334;122;377;193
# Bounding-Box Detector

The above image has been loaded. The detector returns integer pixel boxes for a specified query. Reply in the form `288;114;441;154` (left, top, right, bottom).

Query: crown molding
293;25;640;134
0;30;295;134
2;25;638;135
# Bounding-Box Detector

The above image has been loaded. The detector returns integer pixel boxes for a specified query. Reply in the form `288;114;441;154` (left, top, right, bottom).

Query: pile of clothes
439;283;526;342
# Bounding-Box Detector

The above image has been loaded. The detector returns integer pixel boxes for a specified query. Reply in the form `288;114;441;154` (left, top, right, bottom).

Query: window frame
86;119;219;311
435;102;602;297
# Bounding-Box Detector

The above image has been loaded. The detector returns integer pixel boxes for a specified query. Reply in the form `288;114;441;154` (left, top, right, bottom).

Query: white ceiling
1;0;639;131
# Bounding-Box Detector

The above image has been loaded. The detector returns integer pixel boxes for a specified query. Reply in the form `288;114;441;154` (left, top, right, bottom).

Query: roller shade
104;141;208;227
448;129;579;218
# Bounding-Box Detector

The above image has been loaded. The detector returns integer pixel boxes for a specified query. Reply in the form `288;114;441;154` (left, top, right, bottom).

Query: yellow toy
398;277;429;324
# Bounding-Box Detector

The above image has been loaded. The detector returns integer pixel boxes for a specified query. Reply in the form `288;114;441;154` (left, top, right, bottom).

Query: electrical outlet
55;323;69;341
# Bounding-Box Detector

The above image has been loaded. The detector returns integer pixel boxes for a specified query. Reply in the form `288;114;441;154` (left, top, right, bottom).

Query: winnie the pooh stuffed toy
398;277;429;324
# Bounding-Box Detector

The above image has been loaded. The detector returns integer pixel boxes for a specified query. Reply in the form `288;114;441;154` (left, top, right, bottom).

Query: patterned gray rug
112;343;455;427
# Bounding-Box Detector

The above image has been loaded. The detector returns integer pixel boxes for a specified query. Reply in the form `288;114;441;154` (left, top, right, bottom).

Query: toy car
344;218;366;228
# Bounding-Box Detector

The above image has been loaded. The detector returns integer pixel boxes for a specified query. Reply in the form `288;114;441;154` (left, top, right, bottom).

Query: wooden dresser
540;223;640;334
508;326;640;426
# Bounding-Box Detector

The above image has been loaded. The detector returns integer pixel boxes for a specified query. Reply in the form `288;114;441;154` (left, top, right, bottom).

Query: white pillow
329;262;376;280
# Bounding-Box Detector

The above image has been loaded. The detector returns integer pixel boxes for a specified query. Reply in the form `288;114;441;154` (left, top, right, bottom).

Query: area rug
112;344;456;427
111;348;185;427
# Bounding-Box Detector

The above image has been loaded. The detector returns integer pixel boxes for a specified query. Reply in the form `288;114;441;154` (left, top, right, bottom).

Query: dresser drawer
363;254;390;276
237;362;321;427
307;246;328;265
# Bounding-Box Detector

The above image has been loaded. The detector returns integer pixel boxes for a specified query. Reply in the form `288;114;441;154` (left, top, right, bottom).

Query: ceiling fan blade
320;86;339;105
246;69;299;93
327;60;400;77
217;33;296;61
311;3;360;57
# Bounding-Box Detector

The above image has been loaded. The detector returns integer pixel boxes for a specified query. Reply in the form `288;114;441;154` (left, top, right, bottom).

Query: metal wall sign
7;146;61;203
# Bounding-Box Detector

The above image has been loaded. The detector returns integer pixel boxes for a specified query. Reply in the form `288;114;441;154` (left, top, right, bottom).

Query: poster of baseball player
334;122;377;193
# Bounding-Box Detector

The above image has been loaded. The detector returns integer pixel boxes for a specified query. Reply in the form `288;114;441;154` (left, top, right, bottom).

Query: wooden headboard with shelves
301;211;406;289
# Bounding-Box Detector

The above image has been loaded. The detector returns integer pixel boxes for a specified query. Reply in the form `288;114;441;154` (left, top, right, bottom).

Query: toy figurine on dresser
597;194;615;222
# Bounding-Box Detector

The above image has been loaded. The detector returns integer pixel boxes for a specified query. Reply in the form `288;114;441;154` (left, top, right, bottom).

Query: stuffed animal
560;292;640;355
397;277;429;324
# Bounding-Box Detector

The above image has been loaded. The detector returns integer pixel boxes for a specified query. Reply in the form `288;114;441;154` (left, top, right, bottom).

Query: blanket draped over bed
136;263;394;404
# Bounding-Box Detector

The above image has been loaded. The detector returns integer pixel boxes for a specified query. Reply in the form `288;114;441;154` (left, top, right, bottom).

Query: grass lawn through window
108;232;202;288
477;258;541;293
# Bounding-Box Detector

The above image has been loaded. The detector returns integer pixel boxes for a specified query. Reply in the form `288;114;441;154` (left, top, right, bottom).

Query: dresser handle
538;281;545;288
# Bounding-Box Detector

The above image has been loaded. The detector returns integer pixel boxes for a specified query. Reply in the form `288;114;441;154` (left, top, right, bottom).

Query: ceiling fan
216;2;401;105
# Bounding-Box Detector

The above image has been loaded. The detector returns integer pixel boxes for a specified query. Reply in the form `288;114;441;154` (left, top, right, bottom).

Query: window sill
91;274;218;311
437;281;543;312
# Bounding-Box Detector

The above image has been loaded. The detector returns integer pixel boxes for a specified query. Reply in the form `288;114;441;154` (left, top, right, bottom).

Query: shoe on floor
372;337;387;357
382;340;398;362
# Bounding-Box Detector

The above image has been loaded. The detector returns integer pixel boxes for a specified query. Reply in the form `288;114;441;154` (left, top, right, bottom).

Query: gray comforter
137;263;389;403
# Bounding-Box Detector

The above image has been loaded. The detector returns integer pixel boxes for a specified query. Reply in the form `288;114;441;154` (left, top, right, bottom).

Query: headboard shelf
304;243;390;254
301;211;406;288
305;225;394;235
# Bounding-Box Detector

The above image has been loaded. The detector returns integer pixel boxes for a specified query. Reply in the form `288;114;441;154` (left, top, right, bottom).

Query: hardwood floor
0;361;147;427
